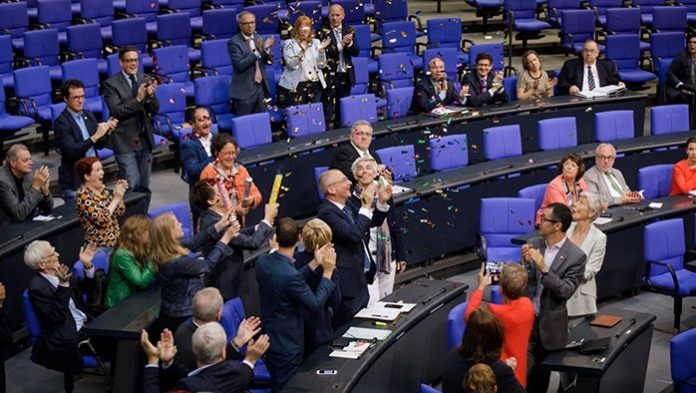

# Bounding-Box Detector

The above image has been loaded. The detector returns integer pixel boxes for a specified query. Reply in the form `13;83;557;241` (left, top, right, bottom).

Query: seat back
506;0;537;19
153;45;190;83
246;4;281;35
605;7;641;34
652;5;687;32
0;2;29;40
589;0;623;17
671;327;696;392
168;0;202;17
286;103;326;137
287;1;322;30
483;124;522;160
480;197;535;261
202;8;238;40
421;384;442;393
24;29;60;67
637;164;673;200
429;134;469;172
154;82;188;131
386;87;414;119
0;35;14;77
422;48;459;81
632;0;663;15
503;76;517;101
331;0;365;24
125;0;160;22
537;117;578;150
380;21;417;54
644;218;686;276
339;94;378;127
352;24;372;59
201;39;233;76
468;43;505;72
112;17;148;53
194;75;232;119
80;0;114;27
219;297;245;342
560;10;597;52
61;59;100;98
427;18;462;48
447;301;468;350
517;184;547;212
231;112;273;149
156;13;192;47
14;66;53;116
314;166;329;200
606;34;641;70
651;32;685;83
148;201;193;237
350;56;369;94
378;53;414;89
376;145;418;182
22;289;42;344
66;23;104;60
37;0;72;32
373;0;408;23
594;110;634;141
651;104;690;135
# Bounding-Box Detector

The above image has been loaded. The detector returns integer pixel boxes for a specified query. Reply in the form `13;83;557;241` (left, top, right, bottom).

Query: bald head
319;169;351;203
329;4;345;28
192;287;223;323
428;57;446;81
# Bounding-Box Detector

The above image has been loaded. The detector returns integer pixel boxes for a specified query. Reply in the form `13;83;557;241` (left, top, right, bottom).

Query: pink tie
248;38;263;84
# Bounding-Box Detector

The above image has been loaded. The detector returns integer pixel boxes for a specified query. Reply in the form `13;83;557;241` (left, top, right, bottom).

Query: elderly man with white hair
141;322;269;393
583;143;642;207
0;144;53;225
25;240;98;385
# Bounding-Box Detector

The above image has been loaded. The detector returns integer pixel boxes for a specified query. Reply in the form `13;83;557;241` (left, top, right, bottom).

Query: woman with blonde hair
104;215;155;308
279;15;331;105
150;211;239;332
516;49;556;100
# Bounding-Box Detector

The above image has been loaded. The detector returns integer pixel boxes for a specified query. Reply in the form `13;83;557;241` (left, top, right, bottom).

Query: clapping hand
56;264;72;285
493;71;504;84
221;220;241;243
319;37;332;51
244;334;270;364
342;32;353;46
360;183;376;208
263;35;274;51
79;243;98;270
459;84;470;97
140;330;160;365
376;180;393;204
157;329;177;365
32;166;50;194
505;357;517;370
114;179;129;200
233;316;262;348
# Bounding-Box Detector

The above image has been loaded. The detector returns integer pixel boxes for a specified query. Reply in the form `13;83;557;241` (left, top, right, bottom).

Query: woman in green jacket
105;215;155;308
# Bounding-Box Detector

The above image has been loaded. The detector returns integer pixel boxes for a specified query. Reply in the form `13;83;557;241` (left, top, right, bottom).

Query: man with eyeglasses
103;46;159;208
462;52;507;107
55;79;118;199
583;143;642;207
521;203;586;393
558;40;623;96
329;120;383;183
663;32;696;120
228;11;274;116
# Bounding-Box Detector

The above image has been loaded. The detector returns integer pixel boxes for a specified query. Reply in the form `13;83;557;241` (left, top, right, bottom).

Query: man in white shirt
558;40;623;96
583;143;642;206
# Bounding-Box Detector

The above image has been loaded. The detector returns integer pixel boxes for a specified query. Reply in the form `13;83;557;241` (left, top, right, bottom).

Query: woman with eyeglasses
536;153;587;224
670;136;696;196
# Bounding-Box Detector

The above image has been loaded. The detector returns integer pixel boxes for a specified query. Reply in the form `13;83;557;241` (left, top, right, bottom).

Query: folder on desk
590;314;623;328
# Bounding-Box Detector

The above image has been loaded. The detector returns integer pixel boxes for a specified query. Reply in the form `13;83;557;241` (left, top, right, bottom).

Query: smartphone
316;369;337;375
486;261;503;285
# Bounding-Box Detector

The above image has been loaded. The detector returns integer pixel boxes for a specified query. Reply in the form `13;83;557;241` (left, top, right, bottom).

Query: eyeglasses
327;177;351;188
540;216;558;224
353;131;372;137
596;155;615;161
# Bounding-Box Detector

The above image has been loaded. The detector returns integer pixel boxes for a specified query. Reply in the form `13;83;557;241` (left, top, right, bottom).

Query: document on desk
329;341;372;359
33;214;59;222
343;327;392;341
593;217;612;225
392;185;412;194
354;306;401;321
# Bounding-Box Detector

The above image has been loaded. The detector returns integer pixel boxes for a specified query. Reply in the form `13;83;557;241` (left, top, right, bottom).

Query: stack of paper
329;340;374;359
354;301;417;321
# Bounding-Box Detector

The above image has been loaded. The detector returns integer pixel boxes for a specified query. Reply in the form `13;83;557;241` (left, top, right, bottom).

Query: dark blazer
179;136;212;186
54;108;106;191
173;321;242;373
317;199;387;327
412;78;459;113
319;24;360;87
664;50;696;103
0;165;53;226
329;143;382;183
557;58;620;95
227;32;273;99
28;272;94;374
347;193;407;262
293;250;342;354
199;209;273;300
524;237;586;350
102;72;159;154
442;349;524;393
255;251;336;387
462;72;508;107
143;359;254;393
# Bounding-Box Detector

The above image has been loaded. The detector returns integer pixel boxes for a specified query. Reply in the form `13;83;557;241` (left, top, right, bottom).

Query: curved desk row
240;92;647;222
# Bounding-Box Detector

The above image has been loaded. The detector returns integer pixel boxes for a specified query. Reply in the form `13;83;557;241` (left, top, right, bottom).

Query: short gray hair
6;144;29;163
24;240;51;271
350;120;373;133
595;143;616;156
350;156;378;176
237;10;254;24
192;287;223;322
580;191;602;219
192;322;227;365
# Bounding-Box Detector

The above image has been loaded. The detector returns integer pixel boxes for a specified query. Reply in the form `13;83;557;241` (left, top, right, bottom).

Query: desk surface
283;278;468;392
84;287;160;340
541;308;656;376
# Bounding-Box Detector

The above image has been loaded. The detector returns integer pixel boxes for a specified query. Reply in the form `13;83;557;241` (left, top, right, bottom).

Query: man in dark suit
256;217;337;391
522;203;586;393
0;282;13;393
103;46;159;204
413;57;470;113
329;120;382;182
462;52;508;107
0;144;52;226
54;79;117;198
317;169;391;328
228;11;274;116
142;323;269;393
319;4;360;128
24;241;97;382
180;106;215;227
557;39;623;96
173;287;261;372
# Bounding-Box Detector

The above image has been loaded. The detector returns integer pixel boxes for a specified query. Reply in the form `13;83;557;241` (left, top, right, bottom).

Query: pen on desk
373;321;387;327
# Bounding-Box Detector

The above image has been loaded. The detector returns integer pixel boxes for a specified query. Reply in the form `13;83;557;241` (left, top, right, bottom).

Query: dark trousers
527;320;552;393
286;81;323;107
265;349;302;393
232;83;268;116
322;72;352;129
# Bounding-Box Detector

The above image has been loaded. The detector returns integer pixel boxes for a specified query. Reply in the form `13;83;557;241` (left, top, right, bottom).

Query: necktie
129;75;138;97
343;206;371;270
605;171;625;196
334;28;345;72
480;77;487;94
587;66;596;91
248;38;263;84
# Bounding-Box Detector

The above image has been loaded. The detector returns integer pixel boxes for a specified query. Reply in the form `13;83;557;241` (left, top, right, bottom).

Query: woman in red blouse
670;136;696;196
